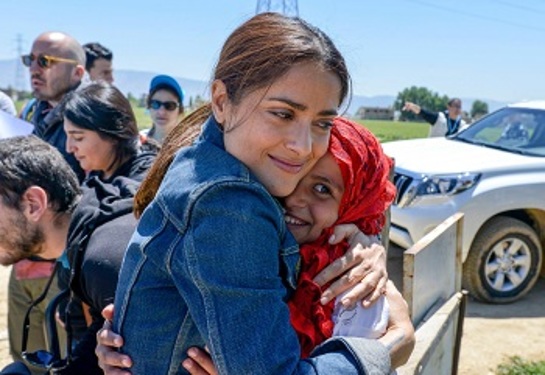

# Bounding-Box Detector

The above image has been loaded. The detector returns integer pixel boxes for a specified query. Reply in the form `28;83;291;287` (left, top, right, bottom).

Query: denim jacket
113;117;390;375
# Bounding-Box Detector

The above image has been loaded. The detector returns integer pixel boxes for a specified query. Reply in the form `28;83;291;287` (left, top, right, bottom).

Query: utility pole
14;34;26;93
256;0;299;17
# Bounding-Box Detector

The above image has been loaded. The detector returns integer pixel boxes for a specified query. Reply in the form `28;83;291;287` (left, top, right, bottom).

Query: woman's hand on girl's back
182;347;218;375
96;304;133;375
313;224;388;308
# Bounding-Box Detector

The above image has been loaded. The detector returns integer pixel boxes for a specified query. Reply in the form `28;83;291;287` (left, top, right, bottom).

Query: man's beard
31;70;72;103
0;213;45;266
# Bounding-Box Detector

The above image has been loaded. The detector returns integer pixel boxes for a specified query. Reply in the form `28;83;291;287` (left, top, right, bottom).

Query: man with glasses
402;98;468;137
8;32;86;374
1;136;141;374
22;31;86;180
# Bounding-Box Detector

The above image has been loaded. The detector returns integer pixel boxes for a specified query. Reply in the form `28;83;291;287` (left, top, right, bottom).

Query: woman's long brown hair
133;104;211;218
134;12;351;217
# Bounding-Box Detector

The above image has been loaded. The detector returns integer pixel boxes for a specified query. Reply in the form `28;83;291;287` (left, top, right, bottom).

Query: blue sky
1;0;544;102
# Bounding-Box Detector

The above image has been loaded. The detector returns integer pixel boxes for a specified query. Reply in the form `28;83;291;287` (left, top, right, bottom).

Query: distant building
356;106;394;121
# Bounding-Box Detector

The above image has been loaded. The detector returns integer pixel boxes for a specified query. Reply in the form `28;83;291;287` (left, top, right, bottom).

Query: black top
56;151;155;374
419;108;462;136
419;107;440;125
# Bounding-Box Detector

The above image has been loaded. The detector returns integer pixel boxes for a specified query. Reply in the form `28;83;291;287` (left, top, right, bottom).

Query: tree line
394;86;489;121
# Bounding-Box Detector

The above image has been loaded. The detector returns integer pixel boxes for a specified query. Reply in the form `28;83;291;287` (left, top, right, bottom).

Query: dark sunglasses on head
149;99;180;111
22;263;73;371
21;53;79;69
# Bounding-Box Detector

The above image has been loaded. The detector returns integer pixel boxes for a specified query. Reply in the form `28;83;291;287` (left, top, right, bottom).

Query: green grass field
356;119;428;142
14;100;25;113
132;106;152;130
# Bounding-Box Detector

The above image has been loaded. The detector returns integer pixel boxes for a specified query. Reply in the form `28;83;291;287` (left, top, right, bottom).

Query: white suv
382;101;545;303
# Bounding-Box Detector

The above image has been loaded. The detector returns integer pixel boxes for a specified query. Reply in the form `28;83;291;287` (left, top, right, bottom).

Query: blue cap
149;75;184;104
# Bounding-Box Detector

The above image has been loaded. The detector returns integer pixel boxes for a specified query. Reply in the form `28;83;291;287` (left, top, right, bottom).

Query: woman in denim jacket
179;118;413;375
112;13;397;374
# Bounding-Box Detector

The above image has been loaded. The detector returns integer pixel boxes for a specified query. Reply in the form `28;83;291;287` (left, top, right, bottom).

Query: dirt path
387;245;545;375
1;251;544;373
459;278;545;374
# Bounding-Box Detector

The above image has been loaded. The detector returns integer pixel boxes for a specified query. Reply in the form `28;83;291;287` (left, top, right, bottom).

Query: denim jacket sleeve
168;181;389;374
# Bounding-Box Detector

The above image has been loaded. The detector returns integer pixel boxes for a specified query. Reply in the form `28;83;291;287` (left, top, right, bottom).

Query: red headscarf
288;117;396;357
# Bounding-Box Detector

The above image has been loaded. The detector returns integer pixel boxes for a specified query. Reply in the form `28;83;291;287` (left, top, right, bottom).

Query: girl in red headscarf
286;117;396;358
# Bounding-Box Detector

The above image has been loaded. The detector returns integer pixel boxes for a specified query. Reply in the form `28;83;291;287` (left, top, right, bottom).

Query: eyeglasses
22;263;73;371
21;53;79;69
149;99;180;111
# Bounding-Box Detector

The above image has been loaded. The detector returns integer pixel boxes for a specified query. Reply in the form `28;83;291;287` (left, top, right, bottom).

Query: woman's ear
210;79;229;124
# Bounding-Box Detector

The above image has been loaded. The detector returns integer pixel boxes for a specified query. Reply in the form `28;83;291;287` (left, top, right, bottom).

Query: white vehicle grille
393;173;414;206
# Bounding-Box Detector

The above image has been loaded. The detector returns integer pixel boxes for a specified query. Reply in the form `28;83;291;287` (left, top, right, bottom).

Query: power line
405;0;545;33
495;0;545;15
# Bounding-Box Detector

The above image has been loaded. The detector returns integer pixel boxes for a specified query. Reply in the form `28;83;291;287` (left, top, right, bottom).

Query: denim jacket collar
199;115;225;150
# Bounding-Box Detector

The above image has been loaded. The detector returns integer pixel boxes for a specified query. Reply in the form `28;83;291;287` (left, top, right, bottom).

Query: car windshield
455;107;545;157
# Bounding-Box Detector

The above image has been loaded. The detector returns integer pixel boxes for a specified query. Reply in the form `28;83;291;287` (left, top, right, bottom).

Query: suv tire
463;216;542;303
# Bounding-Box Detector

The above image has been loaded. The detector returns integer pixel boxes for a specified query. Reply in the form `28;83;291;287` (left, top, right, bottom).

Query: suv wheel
463;216;542;303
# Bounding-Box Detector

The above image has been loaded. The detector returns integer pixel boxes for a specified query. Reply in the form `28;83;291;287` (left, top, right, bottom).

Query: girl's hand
313;224;388;308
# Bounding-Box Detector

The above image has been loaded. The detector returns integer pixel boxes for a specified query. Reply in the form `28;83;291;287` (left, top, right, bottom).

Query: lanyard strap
446;113;461;135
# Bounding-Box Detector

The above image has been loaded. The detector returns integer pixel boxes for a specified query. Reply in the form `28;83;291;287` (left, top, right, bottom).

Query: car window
456;107;545;156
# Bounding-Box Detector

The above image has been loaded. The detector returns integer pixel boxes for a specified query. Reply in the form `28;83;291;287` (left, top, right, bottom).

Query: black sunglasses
21;53;79;69
149;99;180;111
22;263;73;371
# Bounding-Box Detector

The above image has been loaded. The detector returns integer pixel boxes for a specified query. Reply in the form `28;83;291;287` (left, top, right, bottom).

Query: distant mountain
0;59;209;106
456;97;509;113
113;70;209;105
0;58;509;114
344;95;397;115
0;59;30;91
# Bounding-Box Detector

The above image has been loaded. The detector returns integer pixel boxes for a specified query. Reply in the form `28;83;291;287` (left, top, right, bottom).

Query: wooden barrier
403;213;463;325
397;212;465;375
398;291;467;375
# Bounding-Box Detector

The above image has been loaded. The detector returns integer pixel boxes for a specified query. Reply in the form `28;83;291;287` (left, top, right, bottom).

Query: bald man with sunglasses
22;31;86;181
8;32;86;374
